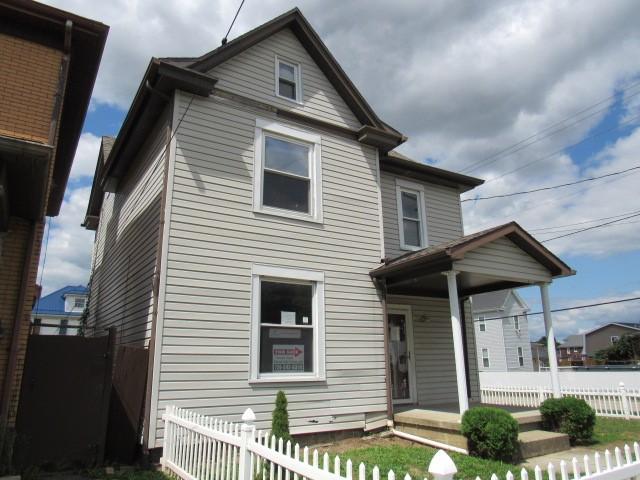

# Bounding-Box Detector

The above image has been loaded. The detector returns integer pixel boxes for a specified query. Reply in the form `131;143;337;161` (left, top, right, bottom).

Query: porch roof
371;222;575;298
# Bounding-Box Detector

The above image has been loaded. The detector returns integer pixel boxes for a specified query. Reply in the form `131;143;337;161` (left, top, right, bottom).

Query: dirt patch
310;432;417;454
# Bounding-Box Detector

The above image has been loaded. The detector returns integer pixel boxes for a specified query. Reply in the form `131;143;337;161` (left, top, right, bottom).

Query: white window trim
482;348;490;368
253;118;323;223
395;178;428;251
478;316;486;332
611;335;620;344
249;264;326;383
275;55;303;104
517;346;524;366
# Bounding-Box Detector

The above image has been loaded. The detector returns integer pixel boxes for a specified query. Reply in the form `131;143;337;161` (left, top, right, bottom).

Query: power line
533;219;640;234
528;210;640;232
483;111;640;184
475;296;640;323
540;211;640;242
221;0;246;45
461;80;640;174
462;165;640;202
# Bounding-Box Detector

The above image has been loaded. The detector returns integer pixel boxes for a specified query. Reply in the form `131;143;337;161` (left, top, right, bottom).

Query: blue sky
40;0;640;343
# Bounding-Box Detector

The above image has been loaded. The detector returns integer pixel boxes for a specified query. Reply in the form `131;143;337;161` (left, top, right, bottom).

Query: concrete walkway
522;443;631;472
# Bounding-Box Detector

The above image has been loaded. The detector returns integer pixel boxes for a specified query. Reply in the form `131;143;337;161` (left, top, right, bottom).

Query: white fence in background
162;405;640;480
479;372;640;390
480;382;640;418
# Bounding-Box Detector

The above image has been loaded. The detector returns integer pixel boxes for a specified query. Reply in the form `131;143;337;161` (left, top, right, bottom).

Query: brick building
0;0;107;428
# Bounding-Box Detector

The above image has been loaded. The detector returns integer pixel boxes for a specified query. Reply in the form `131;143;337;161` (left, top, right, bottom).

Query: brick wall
0;33;63;144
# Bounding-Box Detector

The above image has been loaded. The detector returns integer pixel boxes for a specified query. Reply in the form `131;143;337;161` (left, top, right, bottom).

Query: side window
513;315;520;331
395;180;428;250
611;336;620;344
482;348;490;368
276;57;302;103
253;119;322;222
478;316;486;332
517;346;524;366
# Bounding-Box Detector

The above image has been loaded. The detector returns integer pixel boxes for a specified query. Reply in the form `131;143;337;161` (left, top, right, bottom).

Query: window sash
396;181;427;250
276;59;300;102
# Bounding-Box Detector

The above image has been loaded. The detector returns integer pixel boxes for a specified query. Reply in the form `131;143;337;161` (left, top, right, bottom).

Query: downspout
374;277;393;424
142;94;174;453
0;220;37;424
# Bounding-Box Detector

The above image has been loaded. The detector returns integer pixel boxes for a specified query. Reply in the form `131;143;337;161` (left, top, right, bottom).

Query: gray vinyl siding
152;90;385;446
501;296;534;371
456;237;552;283
87;110;167;347
211;28;361;130
387;295;480;407
473;311;508;371
380;171;463;259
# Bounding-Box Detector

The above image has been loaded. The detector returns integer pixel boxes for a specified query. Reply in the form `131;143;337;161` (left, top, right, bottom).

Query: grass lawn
86;469;168;480
323;436;529;480
591;416;640;446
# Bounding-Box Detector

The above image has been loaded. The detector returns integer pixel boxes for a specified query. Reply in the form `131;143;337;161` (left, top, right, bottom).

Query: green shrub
271;391;292;443
461;407;519;462
540;397;595;444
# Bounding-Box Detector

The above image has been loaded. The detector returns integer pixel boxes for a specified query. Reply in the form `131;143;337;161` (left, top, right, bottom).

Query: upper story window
253;119;322;223
74;297;86;309
276;56;302;103
482;348;490;368
478;316;486;332
513;315;520;331
395;179;428;250
250;265;325;382
517;346;524;366
611;335;620;344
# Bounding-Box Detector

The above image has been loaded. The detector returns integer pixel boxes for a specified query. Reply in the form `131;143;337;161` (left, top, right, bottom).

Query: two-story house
31;285;88;335
472;289;533;372
83;9;574;453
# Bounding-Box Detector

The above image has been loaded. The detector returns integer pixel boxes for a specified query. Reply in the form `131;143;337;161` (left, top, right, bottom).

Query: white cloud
37;186;95;295
69;133;102;180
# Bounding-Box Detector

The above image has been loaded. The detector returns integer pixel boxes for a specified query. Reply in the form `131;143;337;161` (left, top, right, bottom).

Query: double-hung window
482;348;490;368
250;265;325;382
395;179;428;250
74;297;86;309
513;315;520;331
253;119;322;222
275;56;302;103
517;346;524;366
478;316;486;332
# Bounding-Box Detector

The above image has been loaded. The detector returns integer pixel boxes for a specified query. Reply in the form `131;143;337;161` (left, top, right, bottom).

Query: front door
387;305;416;404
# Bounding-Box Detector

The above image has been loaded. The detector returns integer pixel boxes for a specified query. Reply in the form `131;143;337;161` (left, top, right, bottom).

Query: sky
39;0;640;342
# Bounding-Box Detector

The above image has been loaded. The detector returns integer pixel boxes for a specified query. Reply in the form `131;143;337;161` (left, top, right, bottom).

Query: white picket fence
480;382;640;418
161;405;640;480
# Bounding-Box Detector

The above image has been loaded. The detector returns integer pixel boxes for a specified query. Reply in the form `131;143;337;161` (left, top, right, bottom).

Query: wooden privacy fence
161;406;640;480
480;382;640;419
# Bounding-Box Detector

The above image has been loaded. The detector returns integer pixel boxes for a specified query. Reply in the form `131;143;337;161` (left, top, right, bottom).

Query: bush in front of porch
540;397;595;444
461;407;519;462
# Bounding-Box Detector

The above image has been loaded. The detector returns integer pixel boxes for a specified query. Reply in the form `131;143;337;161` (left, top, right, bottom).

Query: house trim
249;264;326;383
147;90;180;449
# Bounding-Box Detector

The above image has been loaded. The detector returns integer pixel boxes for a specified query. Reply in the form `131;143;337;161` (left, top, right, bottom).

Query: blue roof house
31;285;88;335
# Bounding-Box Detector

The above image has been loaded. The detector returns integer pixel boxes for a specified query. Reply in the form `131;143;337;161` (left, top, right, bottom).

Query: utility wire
540;211;640;242
532;219;640;234
461;80;640;174
475;296;640;323
221;0;246;45
462;165;640;202
483;111;640;184
528;210;640;232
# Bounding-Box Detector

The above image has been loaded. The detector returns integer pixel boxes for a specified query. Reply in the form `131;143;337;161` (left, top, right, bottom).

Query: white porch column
540;282;561;398
444;271;469;414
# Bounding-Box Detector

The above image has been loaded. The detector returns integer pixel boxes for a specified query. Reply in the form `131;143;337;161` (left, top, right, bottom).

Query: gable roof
472;290;511;312
185;8;404;145
371;221;575;279
32;285;88;316
583;322;640;337
561;334;584;348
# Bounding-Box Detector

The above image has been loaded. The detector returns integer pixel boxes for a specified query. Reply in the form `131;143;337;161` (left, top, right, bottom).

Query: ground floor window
250;265;325;382
482;348;490;368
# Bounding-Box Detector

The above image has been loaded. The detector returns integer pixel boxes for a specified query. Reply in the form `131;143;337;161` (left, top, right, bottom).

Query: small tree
595;334;640;363
271;391;291;442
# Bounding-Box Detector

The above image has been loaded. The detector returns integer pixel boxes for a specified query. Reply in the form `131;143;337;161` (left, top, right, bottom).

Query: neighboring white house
31;285;88;335
82;8;574;452
472;289;533;372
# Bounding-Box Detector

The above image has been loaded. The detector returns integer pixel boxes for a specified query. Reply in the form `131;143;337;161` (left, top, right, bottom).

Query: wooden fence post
239;408;256;480
619;382;631;420
428;450;457;480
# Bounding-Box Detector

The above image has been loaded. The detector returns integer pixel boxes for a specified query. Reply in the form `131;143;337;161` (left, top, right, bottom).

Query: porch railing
161;405;640;480
480;382;640;418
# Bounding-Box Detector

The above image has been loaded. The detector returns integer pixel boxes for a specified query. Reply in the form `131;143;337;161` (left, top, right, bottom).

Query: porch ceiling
371;221;575;297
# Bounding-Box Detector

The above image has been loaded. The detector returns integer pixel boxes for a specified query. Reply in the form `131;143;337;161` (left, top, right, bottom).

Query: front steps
393;408;570;459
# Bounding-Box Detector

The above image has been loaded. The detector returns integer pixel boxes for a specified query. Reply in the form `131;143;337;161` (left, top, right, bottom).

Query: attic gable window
276;57;302;103
253;119;323;222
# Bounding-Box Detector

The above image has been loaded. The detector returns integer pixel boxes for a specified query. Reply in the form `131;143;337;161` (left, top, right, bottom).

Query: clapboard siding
86;110;168;347
380;171;463;259
473;310;508;372
387;295;479;406
456;237;552;283
211;28;361;130
151;90;385;447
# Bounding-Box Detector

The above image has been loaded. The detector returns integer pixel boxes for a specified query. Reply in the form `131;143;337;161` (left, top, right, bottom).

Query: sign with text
272;344;304;372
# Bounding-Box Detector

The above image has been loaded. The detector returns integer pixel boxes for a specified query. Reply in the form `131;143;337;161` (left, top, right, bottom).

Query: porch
370;222;575;455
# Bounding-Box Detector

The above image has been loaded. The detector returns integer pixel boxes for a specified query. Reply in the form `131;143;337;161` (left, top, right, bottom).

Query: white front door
387;305;416;404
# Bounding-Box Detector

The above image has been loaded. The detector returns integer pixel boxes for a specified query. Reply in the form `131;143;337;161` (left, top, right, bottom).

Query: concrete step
512;411;544;432
518;430;570;459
